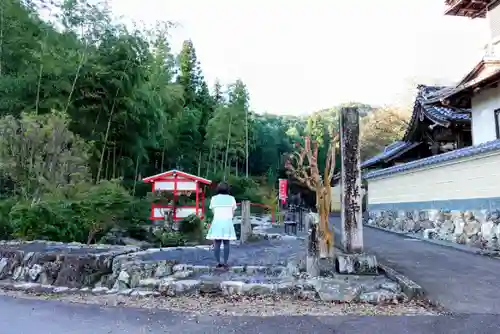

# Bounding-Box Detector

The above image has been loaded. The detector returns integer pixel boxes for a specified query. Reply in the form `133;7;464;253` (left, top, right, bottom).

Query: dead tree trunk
285;134;338;261
317;186;334;258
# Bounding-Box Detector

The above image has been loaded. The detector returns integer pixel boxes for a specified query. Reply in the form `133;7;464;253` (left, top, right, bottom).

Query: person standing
206;182;237;269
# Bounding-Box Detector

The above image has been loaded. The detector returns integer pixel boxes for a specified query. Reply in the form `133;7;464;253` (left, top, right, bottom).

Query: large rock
359;290;403;304
311;278;363;302
335;253;378;275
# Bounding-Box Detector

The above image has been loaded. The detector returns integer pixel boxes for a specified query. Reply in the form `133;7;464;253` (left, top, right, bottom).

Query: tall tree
177;39;202;108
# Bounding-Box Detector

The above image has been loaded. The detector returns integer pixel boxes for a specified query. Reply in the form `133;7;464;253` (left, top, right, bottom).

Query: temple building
361;0;500;252
361;85;471;170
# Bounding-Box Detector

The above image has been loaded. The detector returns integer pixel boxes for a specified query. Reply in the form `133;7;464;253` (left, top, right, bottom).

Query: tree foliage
0;0;409;243
359;107;410;160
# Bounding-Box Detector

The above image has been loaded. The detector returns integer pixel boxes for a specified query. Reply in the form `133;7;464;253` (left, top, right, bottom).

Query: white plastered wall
471;85;500;145
331;185;341;211
367;150;500;205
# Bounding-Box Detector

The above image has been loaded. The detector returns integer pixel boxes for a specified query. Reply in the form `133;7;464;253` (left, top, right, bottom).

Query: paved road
2;295;500;334
331;216;500;314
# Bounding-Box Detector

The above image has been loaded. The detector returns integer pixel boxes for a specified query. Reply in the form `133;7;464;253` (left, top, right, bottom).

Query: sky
108;0;489;115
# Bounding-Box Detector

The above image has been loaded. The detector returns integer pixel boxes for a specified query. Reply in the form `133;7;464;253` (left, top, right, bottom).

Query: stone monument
337;107;378;275
339;107;364;253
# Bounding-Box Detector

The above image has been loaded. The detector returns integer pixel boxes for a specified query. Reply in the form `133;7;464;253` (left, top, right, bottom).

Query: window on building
496;109;500;139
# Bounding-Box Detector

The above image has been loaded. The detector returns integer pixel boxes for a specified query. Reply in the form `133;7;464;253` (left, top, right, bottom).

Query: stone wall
364;140;500;252
366;209;500;251
0;241;139;288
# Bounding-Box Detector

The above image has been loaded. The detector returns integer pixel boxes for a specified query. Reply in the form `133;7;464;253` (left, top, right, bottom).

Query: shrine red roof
142;169;212;184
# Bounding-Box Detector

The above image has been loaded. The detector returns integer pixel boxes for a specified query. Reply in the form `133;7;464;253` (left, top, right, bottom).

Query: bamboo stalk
161;139;167;171
223;113;233;180
64;41;88;114
105;147;110;180
132;152;140;196
35;63;44;115
35;19;51;115
95;56;132;183
197;151;202;176
0;1;3;76
205;143;213;178
112;144;116;178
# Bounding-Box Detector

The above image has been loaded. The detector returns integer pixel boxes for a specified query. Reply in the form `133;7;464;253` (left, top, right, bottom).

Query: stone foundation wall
0;241;139;288
366;209;500;251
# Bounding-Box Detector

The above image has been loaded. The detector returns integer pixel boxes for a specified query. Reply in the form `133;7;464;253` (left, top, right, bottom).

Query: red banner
279;179;288;204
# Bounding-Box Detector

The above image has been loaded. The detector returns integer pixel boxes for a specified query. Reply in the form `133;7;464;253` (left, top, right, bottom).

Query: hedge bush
2;180;151;244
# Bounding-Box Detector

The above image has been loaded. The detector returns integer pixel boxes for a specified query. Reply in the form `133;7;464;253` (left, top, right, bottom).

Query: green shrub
121;179;151;198
8;180;134;244
178;214;204;243
120;197;152;240
9;199;87;242
71;180;132;244
151;229;185;247
0;199;16;240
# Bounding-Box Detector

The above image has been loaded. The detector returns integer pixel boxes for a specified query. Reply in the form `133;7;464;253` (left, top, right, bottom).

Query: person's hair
216;182;230;195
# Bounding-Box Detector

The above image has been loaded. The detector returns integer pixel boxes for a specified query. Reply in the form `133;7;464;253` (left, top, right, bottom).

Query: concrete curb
364;224;500;259
377;264;424;300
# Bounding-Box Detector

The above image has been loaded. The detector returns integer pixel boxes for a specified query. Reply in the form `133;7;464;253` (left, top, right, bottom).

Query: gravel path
0;289;435;316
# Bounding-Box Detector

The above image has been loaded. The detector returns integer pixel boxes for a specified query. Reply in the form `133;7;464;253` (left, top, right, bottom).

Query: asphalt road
331;217;500;314
2;295;500;334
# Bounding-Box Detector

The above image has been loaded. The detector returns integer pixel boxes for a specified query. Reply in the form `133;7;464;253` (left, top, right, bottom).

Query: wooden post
195;181;199;217
306;212;320;276
173;173;178;222
201;189;205;219
340;107;363;253
240;200;252;243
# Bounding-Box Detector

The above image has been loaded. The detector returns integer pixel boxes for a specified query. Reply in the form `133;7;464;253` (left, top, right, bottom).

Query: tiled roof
418;85;471;122
361;141;420;168
428;68;500;104
403;85;470;141
364;139;500;180
444;0;493;18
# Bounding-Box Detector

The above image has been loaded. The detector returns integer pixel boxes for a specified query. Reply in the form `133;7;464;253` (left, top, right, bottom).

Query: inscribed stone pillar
240;200;252;243
340;107;364;253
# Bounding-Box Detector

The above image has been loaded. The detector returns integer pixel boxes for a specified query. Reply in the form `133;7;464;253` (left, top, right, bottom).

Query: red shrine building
142;170;212;222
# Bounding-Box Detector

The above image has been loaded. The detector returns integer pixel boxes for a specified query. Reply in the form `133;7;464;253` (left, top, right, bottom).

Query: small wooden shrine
142;169;212;221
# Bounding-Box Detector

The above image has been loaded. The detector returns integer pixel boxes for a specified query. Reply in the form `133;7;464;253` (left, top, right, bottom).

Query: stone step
0;276;405;304
131;272;404;303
